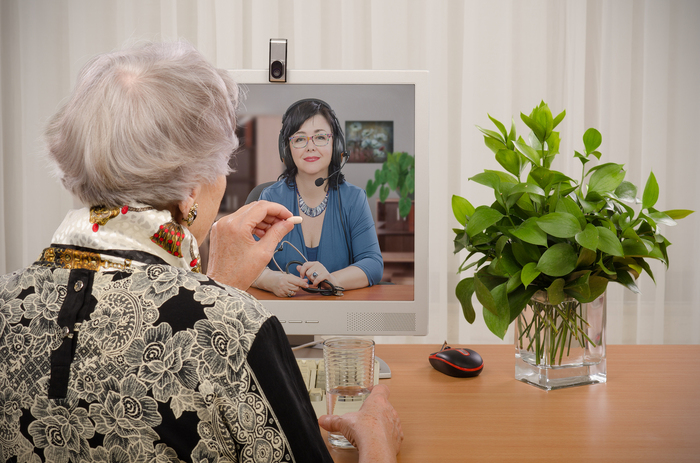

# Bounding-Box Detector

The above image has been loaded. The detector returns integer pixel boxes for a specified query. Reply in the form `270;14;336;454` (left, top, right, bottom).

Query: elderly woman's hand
207;201;295;290
318;384;403;462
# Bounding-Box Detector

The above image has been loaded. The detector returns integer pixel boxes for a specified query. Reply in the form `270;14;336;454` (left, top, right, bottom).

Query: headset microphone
315;152;348;187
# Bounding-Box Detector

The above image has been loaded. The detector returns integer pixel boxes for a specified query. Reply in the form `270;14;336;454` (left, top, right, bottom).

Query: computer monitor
224;69;429;337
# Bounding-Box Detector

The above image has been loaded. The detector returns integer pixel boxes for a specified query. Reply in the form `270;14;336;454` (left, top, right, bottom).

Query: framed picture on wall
345;120;393;163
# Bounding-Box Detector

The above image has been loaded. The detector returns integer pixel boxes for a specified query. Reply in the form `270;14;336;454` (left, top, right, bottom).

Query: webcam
269;39;287;82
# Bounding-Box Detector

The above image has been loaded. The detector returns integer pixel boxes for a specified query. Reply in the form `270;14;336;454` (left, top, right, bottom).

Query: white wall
1;0;699;345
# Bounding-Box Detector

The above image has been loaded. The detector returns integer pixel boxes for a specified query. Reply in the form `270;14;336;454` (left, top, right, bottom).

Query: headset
277;98;353;265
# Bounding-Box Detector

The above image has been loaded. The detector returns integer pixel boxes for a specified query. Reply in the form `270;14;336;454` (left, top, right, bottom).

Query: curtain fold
2;0;698;344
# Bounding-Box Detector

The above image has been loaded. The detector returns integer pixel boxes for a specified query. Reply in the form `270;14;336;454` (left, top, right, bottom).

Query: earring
184;203;198;227
151;219;185;257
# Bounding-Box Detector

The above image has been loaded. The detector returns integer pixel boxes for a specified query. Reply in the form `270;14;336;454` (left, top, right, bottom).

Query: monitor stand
288;335;392;379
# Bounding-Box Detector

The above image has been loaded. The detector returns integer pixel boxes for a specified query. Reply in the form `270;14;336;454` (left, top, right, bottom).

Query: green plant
366;151;415;218
452;101;694;343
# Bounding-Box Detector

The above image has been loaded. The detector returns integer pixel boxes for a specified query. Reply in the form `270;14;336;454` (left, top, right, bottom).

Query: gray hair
45;41;239;209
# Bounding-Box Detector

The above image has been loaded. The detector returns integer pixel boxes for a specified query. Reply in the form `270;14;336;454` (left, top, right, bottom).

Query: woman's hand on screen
297;261;337;288
267;272;309;298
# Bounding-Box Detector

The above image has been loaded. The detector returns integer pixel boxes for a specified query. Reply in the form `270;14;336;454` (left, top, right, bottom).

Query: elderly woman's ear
178;186;201;226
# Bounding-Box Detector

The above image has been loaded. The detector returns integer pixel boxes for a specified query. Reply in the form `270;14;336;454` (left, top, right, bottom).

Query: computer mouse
429;343;483;378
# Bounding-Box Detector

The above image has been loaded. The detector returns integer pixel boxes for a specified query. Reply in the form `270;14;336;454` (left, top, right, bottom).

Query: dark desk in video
321;344;700;463
247;284;414;301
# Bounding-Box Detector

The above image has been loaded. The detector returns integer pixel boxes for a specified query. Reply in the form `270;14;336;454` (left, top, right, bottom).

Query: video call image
221;82;417;296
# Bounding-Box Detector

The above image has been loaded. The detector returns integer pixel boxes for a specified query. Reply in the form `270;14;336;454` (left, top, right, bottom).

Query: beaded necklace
297;187;329;218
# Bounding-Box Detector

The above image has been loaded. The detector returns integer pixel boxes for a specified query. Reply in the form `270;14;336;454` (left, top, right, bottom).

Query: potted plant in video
451;101;694;390
366;152;415;230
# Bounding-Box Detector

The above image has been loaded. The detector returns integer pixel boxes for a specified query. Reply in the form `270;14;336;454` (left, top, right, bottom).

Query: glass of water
323;337;375;449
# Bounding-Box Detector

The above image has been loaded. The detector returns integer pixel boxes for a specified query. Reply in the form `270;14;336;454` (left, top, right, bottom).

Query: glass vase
514;291;606;390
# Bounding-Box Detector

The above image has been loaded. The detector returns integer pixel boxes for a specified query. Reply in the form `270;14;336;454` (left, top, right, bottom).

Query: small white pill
286;216;303;224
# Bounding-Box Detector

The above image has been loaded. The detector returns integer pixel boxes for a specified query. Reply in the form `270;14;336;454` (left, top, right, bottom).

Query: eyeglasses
289;132;333;149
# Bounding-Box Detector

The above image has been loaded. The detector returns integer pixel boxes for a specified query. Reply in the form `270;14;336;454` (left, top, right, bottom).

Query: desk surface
247;284;414;301
321;344;700;463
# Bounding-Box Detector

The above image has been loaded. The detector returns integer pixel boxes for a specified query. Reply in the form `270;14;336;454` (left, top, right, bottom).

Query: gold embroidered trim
38;247;133;271
89;206;121;227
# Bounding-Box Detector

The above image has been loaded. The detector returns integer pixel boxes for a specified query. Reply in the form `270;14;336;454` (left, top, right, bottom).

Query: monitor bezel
228;69;429;336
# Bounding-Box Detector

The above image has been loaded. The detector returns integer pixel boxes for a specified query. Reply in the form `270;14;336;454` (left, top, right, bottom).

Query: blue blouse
260;180;384;286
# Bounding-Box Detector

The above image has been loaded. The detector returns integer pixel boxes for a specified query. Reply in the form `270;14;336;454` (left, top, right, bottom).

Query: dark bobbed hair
278;99;346;190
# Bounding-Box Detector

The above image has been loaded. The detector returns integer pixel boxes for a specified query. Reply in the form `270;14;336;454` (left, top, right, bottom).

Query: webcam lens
271;61;284;79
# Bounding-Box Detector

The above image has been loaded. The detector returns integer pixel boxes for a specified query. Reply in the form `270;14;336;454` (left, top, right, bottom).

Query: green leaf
622;239;651;257
597;257;616;275
615;269;640;294
511;218;548;246
484;136;507;154
508;286;540;323
547;279;566;305
528;167;552;189
514;138;541;165
556;196;585;218
486;169;519;185
642;171;659;210
663;209;695;220
596;226;624;257
387;169;399;191
506;271;522;293
466;206;504;238
365;179;377;198
499;245;521;276
583;128;602;154
534;103;554;140
512;241;542;266
647;211;676;226
564;272;592;300
452;195;475;226
508;182;546;198
474;275;498;315
615;181;638;202
536;243;578;277
552;109;566;129
489;114;508;140
483;306;509;340
476;125;505;145
577;276;609;303
495;149;522;178
536;212;582;238
520;113;545;143
398;197;412;218
575;224;599;251
480;282;511;339
455;278;476;324
469;171;501;190
576;247;597;267
379;184;390;202
587;163;626;196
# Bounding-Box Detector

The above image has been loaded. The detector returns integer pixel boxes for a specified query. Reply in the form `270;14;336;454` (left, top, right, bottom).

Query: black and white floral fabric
0;208;331;462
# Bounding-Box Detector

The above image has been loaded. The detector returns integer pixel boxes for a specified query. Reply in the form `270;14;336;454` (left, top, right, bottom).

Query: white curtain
2;0;698;345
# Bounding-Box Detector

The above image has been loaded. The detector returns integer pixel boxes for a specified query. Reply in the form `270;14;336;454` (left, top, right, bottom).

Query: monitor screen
221;69;429;336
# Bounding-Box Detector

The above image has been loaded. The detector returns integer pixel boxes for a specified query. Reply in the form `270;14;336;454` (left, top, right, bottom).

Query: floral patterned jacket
0;245;332;462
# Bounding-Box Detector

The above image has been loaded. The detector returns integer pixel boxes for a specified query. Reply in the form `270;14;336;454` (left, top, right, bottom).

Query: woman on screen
252;98;383;297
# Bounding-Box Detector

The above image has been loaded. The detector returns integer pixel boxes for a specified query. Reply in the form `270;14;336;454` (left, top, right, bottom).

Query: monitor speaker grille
347;313;416;332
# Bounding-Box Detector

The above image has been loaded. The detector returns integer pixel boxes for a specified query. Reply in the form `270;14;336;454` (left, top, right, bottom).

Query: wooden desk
323;344;700;463
247;284;414;301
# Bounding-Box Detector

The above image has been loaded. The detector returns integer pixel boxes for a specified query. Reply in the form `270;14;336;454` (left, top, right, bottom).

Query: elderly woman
253;98;384;297
0;42;401;462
